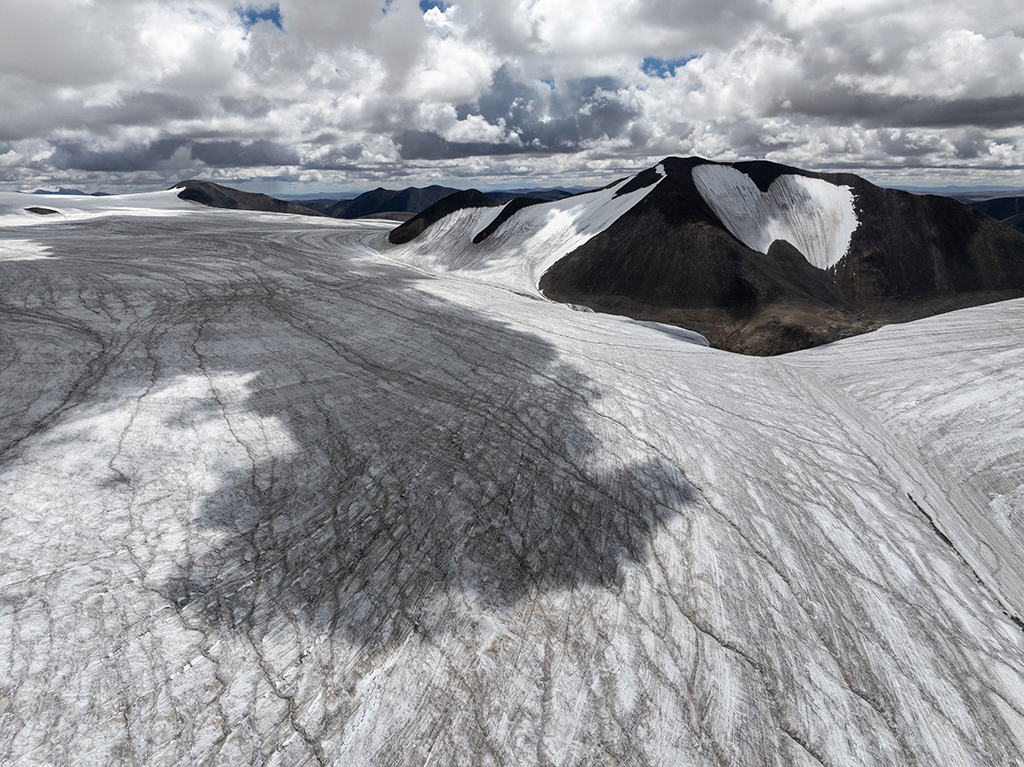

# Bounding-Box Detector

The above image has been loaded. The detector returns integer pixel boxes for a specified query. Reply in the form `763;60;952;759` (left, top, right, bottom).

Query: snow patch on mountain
692;164;858;270
386;172;662;296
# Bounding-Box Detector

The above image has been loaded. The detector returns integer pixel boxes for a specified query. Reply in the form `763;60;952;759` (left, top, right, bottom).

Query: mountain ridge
172;179;326;217
390;156;1024;354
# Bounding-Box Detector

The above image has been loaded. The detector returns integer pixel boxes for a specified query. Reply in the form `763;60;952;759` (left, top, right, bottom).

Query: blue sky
237;5;284;30
640;57;697;79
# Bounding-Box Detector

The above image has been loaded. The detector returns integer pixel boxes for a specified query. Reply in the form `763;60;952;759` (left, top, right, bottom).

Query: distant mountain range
169;168;1024;355
389;156;1024;355
173;180;578;221
27;187;110;196
968;197;1024;234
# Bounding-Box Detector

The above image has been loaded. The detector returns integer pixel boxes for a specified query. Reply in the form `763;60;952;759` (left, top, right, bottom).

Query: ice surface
692;164;859;269
0;199;1022;766
785;301;1024;617
0;239;54;261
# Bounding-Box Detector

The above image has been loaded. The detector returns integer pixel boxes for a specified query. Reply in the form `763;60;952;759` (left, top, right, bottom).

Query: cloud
190;140;300;167
51;140;191;173
50;139;298;172
395;130;523;160
1;0;1023;191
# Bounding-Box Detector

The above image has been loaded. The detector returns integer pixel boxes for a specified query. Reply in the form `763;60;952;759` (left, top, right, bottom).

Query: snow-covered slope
785;300;1024;618
384;171;663;295
1;203;1024;765
692;164;859;270
0;189;196;226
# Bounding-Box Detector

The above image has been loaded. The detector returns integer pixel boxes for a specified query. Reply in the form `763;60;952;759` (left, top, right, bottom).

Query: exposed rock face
172;179;325;217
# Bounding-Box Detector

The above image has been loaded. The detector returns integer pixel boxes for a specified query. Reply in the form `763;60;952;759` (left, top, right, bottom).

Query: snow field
692;164;859;270
0;195;1022;766
0;189;197;227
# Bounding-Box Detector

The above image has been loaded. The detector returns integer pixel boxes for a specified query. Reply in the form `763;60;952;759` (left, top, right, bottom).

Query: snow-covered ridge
0;189;196;227
385;170;664;296
692;164;858;270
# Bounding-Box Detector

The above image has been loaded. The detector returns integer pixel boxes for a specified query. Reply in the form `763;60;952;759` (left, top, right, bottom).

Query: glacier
0;191;1023;766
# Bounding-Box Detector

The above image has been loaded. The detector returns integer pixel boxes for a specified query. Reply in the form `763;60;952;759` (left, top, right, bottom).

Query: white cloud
1;0;1024;191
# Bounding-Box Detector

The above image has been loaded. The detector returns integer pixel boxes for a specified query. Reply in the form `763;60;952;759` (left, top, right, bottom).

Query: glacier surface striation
0;195;1022;766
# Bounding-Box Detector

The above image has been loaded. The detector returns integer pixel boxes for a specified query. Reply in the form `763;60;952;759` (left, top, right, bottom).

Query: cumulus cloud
1;0;1023;191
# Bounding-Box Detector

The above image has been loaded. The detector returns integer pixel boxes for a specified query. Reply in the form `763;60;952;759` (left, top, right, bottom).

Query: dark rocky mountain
394;156;1024;355
1003;210;1024;233
487;188;576;203
969;197;1024;233
389;189;502;245
302;185;575;219
30;187;111;196
31;187;88;195
172;180;325;217
969;196;1024;220
324;185;460;219
542;158;1024;353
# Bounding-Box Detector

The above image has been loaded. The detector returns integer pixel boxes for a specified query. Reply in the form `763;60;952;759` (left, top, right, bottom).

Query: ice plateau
0;188;1023;766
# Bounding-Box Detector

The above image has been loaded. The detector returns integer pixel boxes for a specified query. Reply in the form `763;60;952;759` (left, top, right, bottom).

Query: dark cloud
395;131;524;161
455;65;640;153
50;139;298;172
85;92;207;129
190;140;299;167
876;129;947;159
301;143;369;169
891;95;1024;129
218;96;275;119
52;140;189;172
787;88;1024;130
953;134;990;160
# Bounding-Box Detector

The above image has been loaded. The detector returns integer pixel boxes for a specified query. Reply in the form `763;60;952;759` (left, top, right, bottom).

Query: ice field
1;193;1023;765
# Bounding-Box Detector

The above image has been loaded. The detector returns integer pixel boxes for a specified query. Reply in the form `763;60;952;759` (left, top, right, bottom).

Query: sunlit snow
0;189;198;227
692;164;859;270
1;191;1022;766
386;171;663;295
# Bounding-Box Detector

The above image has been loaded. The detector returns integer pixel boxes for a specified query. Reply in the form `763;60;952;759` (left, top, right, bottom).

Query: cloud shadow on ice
40;231;699;648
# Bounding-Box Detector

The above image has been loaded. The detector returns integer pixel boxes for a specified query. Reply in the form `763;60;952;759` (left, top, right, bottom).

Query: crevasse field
1;190;1024;766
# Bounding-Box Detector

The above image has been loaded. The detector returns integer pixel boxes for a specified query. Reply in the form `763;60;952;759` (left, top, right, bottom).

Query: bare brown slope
173;180;325;217
541;157;1024;355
